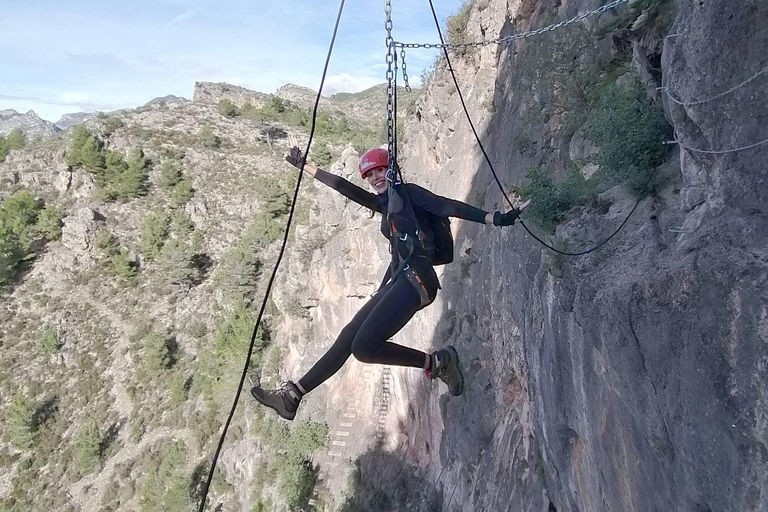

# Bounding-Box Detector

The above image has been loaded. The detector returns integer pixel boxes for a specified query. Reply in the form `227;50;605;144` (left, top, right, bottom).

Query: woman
251;134;528;420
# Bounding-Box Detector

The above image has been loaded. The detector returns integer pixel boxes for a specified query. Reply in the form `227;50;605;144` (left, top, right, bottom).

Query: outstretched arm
284;134;383;213
407;184;530;226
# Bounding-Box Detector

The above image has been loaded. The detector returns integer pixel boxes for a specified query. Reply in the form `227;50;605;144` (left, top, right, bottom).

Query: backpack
389;186;454;267
423;213;453;265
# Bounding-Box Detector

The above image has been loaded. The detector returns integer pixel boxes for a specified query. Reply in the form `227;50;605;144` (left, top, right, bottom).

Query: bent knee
351;339;378;363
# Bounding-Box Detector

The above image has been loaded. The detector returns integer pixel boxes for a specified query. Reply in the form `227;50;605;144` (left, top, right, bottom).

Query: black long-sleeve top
314;169;489;276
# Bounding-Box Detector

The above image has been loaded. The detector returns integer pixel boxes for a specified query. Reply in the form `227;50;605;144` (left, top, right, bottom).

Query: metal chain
385;0;398;184
661;63;768;107
395;0;629;50
400;47;412;92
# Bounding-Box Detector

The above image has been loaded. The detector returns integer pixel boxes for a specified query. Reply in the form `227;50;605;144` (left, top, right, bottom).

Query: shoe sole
445;346;465;396
250;387;296;421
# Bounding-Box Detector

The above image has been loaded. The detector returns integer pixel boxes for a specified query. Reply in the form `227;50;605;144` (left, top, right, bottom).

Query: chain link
400;47;411;92
384;1;401;185
395;0;629;50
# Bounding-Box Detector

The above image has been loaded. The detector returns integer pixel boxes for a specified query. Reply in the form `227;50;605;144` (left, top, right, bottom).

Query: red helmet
359;148;389;178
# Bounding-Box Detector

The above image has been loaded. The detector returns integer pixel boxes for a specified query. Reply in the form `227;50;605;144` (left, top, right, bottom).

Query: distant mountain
0;109;60;138
143;95;190;108
193;81;271;108
55;112;96;130
193;81;418;125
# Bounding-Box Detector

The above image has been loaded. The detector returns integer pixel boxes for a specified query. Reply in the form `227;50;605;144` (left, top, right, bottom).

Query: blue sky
0;0;464;122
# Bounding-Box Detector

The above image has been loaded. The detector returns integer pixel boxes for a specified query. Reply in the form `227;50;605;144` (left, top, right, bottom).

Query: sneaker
425;346;464;396
250;381;302;420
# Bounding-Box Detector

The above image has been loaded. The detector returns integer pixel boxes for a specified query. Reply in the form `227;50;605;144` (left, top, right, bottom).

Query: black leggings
298;273;432;394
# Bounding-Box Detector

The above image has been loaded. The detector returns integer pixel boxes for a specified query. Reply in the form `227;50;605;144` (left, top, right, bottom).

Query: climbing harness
195;1;347;510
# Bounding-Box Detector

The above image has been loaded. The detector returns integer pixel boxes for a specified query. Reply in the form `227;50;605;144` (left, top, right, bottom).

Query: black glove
284;146;305;169
493;208;522;227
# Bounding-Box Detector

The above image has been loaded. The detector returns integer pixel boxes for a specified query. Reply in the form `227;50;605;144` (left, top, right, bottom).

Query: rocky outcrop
192;81;270;107
142;95;189;108
0;109;60;137
276;84;331;110
55;112;96;130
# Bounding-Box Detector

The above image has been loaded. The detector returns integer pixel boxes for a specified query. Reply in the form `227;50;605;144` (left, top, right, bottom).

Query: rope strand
194;1;346;509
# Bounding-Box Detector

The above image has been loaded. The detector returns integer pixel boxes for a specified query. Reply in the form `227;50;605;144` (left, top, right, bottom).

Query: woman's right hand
284;133;305;169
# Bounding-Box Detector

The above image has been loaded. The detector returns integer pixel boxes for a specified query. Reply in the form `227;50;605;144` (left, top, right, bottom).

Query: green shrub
446;1;474;56
268;421;328;510
67;125;105;170
94;228;120;257
112;248;137;280
76;420;102;475
140;212;170;260
312;141;332;167
160;236;199;285
143;331;176;374
90;148;147;201
6;393;34;449
118;148;149;199
191;301;268;414
588;80;671;192
214;235;261;297
276;458;315;509
218;99;240;118
198;126;221;149
519;167;575;232
139;441;189;512
36;204;64;241
39;328;61;356
0;136;6;162
213;300;258;362
170;210;194;237
159;160;182;188
170;179;193;207
103;116;124;136
5;128;25;150
169;373;189;407
0;190;42;284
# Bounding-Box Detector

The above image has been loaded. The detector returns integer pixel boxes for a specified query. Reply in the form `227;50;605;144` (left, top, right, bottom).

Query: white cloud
166;8;197;27
323;73;382;96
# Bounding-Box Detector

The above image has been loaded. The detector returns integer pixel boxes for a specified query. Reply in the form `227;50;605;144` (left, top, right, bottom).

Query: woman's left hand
493;199;531;226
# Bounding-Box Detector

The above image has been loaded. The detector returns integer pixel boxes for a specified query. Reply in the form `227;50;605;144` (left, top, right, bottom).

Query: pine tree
159;160;182;188
79;135;105;171
5;128;25;150
36;204;64;241
140;212;170;260
76;420;102;474
6;393;34;449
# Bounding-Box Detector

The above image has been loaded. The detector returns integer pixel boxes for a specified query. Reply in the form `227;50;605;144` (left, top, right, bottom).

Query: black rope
427;0;653;257
195;1;346;510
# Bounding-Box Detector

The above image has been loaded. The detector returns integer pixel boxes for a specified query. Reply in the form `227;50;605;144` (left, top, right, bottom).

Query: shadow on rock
338;443;441;512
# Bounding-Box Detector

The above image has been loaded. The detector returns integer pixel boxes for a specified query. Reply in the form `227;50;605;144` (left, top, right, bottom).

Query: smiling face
363;166;388;194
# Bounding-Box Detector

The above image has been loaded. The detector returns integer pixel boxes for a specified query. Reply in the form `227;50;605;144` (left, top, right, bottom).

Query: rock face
366;0;768;511
0;109;60;137
192;81;271;107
